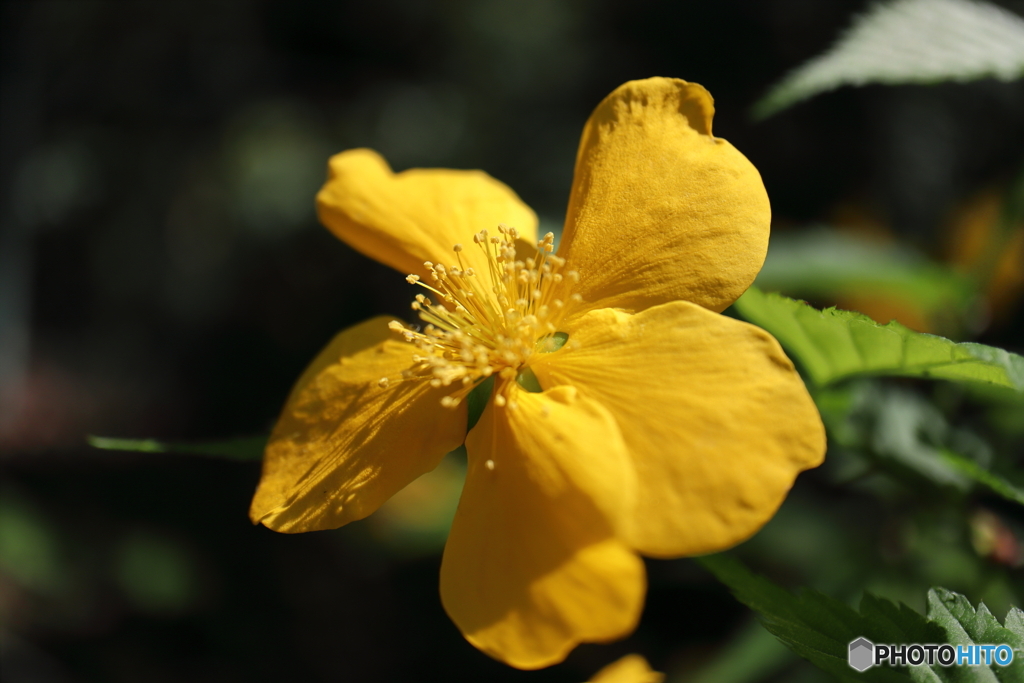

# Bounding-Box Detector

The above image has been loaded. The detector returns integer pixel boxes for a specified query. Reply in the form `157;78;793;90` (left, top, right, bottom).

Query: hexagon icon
848;638;874;671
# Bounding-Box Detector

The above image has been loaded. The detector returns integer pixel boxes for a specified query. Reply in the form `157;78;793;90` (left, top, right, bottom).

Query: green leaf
867;386;973;491
754;230;975;321
815;381;1024;507
938;450;1024;506
926;588;1022;682
701;554;1024;683
87;435;266;461
733;287;1024;391
1005;608;1024;640
698;554;942;682
363;449;465;557
679;620;795;683
754;0;1024;118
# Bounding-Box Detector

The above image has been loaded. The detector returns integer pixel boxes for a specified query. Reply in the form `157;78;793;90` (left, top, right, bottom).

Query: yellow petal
557;78;770;315
316;149;538;280
589;654;665;683
250;317;466;532
440;385;644;669
532;302;825;557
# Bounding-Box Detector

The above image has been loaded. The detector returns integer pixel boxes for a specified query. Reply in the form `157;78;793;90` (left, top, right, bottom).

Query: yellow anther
378;377;390;388
392;220;583;408
485;459;495;471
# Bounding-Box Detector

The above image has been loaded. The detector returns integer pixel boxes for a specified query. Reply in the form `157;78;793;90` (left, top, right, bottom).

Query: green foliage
928;588;1024;680
87;435;266;461
678;620;795;683
364;449;466;557
733;288;1024;391
700;554;1024;682
939;450;1024;506
115;531;202;616
754;230;975;324
754;0;1024;118
817;381;1024;506
699;554;936;682
0;492;66;596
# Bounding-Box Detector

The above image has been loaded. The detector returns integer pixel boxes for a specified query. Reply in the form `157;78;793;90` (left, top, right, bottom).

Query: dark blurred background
2;1;1022;681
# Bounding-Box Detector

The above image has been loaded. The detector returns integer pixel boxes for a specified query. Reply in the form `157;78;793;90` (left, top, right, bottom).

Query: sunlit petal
557;78;770;315
532;302;825;557
317;149;538;281
250;317;466;532
589;654;665;683
440;385;643;669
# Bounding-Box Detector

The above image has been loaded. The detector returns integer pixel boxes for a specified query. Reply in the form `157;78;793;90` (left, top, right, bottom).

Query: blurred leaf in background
753;229;977;335
366;449;466;557
944;183;1024;326
87;435;267;461
113;529;206;617
0;490;67;599
754;0;1024;118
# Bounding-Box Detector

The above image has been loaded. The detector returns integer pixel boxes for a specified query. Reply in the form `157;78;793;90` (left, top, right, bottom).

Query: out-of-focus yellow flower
945;188;1024;323
249;78;825;669
588;654;664;683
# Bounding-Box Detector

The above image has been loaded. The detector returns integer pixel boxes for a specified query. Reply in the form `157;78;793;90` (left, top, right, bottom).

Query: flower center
383;224;580;408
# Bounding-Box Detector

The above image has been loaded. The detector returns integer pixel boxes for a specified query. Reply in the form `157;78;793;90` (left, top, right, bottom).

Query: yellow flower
588;654;664;683
249;78;825;669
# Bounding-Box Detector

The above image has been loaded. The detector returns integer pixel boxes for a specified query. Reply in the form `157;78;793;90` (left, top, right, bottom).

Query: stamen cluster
382;224;579;407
